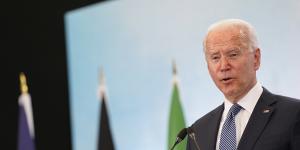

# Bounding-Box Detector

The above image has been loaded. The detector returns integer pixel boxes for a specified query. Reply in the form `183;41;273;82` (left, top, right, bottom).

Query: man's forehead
205;46;241;55
205;29;246;49
207;28;241;42
206;38;243;51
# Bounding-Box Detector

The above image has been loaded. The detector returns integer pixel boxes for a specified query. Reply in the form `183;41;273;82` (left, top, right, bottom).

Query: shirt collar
224;82;263;114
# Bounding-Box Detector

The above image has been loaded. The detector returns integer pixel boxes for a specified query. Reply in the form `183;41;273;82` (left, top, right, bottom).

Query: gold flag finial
19;72;28;94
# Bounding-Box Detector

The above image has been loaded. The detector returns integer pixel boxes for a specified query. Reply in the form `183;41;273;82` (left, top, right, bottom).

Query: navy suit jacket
187;88;300;150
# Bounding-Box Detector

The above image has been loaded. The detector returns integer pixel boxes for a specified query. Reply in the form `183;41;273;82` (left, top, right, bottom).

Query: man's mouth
221;77;233;83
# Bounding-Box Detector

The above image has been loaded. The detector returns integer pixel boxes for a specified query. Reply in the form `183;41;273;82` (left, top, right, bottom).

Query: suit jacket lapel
238;88;277;150
206;105;224;150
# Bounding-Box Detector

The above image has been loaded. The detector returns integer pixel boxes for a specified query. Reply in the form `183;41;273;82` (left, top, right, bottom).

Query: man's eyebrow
227;48;241;52
229;49;240;52
206;51;220;56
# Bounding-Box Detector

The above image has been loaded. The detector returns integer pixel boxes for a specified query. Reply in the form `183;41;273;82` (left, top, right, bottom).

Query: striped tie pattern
219;104;242;150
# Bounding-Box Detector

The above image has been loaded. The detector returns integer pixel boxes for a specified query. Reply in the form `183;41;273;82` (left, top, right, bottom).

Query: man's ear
254;48;261;70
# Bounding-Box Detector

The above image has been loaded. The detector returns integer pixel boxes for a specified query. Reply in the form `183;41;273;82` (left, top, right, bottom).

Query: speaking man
187;19;300;150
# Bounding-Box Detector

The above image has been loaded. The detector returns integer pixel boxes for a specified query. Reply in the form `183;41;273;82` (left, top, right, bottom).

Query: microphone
169;128;188;150
187;127;201;150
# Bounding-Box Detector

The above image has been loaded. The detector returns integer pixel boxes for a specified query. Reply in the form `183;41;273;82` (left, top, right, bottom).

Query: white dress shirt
215;82;263;150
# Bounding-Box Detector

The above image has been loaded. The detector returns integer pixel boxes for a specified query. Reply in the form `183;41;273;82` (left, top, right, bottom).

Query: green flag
168;71;187;150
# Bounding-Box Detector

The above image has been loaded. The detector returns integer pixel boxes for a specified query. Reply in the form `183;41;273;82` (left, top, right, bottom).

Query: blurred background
3;0;300;149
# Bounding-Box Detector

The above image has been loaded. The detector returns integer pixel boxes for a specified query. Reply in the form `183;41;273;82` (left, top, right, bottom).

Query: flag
97;70;115;150
18;73;35;150
168;63;187;150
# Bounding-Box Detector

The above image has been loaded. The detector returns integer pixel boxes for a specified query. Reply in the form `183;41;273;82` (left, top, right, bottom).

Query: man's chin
221;89;237;101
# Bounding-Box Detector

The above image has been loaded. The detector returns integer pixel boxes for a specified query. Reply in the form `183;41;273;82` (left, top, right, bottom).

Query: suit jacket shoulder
191;104;224;129
187;88;300;150
238;88;300;150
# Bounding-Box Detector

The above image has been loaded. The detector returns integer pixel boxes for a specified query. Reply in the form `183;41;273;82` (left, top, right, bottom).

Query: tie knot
229;104;242;117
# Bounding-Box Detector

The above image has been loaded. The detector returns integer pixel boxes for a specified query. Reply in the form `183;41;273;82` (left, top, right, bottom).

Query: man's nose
220;57;230;72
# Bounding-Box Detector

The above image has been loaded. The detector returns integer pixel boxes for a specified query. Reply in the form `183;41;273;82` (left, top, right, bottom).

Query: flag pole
172;59;179;85
98;67;106;100
172;59;177;76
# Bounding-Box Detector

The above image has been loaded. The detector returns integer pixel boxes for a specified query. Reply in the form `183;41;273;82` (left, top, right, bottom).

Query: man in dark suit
187;19;300;150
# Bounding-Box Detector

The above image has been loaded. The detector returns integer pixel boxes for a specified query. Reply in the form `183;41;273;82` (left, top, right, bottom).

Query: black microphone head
177;128;187;140
170;128;188;150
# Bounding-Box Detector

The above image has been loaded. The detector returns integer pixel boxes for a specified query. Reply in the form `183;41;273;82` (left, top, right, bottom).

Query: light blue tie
219;104;242;150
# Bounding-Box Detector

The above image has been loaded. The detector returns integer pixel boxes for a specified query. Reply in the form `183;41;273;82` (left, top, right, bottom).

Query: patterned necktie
219;104;242;150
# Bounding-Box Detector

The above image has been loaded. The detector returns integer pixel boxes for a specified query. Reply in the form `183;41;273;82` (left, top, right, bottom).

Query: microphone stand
187;127;201;150
169;140;178;150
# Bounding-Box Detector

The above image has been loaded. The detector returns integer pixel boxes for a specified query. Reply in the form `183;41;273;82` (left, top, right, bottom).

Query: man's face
204;28;260;102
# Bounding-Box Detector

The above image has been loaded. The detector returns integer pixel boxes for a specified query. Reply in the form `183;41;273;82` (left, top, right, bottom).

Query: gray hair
203;19;259;52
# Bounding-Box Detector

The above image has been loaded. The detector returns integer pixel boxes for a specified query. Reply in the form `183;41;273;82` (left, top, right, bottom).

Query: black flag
98;70;115;150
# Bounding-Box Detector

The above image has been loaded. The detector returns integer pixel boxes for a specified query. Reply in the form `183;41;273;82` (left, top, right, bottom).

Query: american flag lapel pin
262;109;270;113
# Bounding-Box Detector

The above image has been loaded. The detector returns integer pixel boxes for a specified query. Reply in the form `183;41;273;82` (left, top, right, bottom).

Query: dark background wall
2;0;104;149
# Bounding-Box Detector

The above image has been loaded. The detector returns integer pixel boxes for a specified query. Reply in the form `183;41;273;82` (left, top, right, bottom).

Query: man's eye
211;56;220;61
229;52;239;58
230;53;237;57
